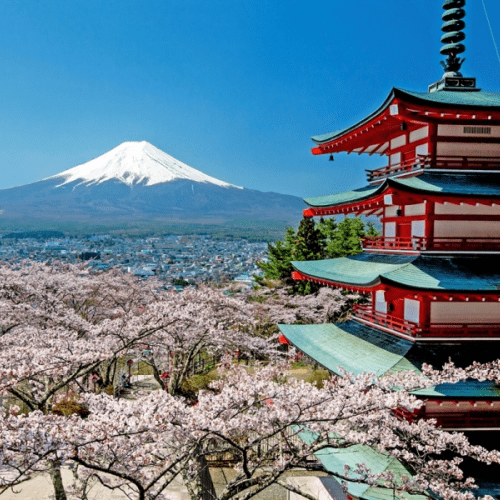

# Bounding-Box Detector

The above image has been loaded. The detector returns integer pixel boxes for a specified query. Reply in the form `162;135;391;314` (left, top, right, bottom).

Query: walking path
0;466;326;500
0;466;189;500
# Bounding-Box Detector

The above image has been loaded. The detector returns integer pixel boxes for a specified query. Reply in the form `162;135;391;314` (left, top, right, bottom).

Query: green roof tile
277;321;419;377
299;430;428;500
278;321;500;400
292;254;500;291
401;88;500;108
383;256;500;290
292;254;415;287
392;172;500;196
315;445;425;500
413;380;500;398
304;184;382;207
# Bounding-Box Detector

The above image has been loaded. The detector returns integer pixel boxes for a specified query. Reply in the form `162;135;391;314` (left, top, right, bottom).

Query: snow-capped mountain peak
45;141;242;189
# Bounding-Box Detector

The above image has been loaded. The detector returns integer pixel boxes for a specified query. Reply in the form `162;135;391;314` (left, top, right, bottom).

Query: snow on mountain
45;141;242;189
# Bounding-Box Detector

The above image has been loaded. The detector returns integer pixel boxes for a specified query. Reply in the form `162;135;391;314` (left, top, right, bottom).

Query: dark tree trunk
49;460;67;500
183;453;216;500
197;455;216;500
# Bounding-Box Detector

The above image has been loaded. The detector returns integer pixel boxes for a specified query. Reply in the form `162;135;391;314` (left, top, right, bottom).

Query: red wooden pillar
425;200;435;246
419;294;432;327
428;122;438;165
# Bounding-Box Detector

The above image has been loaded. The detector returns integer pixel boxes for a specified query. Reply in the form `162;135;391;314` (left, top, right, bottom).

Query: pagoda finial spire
429;0;478;92
440;0;466;76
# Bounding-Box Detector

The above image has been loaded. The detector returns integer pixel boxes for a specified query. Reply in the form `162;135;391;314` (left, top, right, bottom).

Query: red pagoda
279;1;500;497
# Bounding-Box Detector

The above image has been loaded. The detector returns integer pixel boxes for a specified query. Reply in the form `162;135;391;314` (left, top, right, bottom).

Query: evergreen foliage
257;216;379;294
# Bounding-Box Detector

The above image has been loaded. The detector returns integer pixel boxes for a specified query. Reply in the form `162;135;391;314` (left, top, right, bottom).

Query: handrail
362;236;500;252
366;156;429;182
395;406;500;428
353;304;418;335
353;304;500;338
367;155;500;183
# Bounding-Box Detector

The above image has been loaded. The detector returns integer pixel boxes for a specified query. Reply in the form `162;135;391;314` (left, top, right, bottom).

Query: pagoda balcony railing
362;236;500;253
394;406;500;429
353;304;419;336
353;304;500;339
367;155;500;183
423;413;500;429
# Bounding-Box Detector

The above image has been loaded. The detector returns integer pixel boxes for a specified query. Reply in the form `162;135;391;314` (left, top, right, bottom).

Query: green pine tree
290;218;326;294
325;217;365;258
258;216;379;294
257;227;295;286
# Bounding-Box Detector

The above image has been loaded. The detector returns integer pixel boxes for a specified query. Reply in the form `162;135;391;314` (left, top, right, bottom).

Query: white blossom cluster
0;262;498;500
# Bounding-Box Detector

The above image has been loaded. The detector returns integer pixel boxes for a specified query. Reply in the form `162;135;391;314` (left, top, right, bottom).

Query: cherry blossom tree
1;360;500;500
1;261;500;500
241;284;360;326
131;286;273;396
0;261;272;402
0;261;265;497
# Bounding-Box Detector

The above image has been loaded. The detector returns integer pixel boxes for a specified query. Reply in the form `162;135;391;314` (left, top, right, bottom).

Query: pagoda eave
303;192;500;218
292;269;500;299
303;173;500;218
291;269;381;293
291;254;500;293
312;88;500;157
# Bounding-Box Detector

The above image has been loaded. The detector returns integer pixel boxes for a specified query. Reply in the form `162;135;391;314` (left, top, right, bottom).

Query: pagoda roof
298;430;427;500
278;321;500;397
401;88;500;109
304;172;500;209
291;254;500;291
413;380;500;399
311;87;500;152
278;321;419;377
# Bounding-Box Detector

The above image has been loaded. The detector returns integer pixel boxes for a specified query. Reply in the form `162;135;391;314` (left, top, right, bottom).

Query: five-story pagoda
279;0;500;445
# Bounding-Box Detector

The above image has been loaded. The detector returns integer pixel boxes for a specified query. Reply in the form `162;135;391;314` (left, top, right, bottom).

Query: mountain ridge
0;141;304;223
44;141;242;189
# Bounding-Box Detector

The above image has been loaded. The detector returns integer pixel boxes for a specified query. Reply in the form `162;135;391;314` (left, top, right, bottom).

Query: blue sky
1;0;500;198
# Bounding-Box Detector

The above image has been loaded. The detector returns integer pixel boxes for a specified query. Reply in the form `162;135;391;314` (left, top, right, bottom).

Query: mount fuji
0;141;304;222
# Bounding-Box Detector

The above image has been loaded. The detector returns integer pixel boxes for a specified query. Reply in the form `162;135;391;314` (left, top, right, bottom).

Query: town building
279;1;500;497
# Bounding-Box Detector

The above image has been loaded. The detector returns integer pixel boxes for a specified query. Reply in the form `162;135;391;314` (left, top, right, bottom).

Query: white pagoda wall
432;203;500;238
434;220;500;238
410;126;429;143
404;203;426;216
430;302;500;324
436;142;500;157
435;203;500;215
438;124;500;138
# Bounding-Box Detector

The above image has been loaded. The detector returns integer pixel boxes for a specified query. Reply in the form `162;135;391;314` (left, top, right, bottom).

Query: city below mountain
0;141;304;224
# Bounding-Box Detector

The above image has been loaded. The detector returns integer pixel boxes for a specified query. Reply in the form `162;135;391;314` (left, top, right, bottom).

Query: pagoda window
405;203;426;216
374;290;387;313
390;152;401;165
411;220;426;238
384;222;396;238
385;206;400;217
409;126;429;143
415;143;429;156
390;135;407;150
430;302;500;324
404;298;420;324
